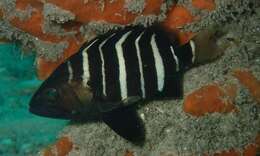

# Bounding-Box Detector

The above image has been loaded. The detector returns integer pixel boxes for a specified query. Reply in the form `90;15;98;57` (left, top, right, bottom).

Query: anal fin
102;106;145;145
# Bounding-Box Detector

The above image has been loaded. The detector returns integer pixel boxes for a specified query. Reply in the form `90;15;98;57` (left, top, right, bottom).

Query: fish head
29;64;97;120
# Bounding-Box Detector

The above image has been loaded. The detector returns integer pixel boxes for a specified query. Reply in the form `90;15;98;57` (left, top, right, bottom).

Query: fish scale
68;26;195;101
29;25;197;143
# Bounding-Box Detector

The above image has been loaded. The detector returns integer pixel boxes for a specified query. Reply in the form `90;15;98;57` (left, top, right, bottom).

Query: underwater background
0;0;260;156
0;43;67;155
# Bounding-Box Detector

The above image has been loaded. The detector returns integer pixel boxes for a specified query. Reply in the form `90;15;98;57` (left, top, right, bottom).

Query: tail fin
192;27;228;65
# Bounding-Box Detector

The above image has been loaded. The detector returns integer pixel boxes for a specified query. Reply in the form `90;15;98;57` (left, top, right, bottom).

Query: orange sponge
208;144;257;156
183;84;237;117
192;0;216;11
43;0;164;24
43;137;73;156
37;37;83;80
233;69;260;104
162;5;195;44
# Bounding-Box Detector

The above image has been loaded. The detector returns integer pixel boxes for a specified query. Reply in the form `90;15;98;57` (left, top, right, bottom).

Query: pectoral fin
102;106;145;145
98;96;141;112
122;96;141;105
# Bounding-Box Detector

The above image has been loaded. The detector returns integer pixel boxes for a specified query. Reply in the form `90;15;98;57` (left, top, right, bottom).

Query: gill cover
30;63;146;144
29;62;88;119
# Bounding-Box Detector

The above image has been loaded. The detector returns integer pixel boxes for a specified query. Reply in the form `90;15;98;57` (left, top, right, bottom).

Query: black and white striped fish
29;26;222;143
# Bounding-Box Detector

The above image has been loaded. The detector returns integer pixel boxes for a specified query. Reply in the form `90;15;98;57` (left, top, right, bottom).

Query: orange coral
5;0;165;80
243;145;258;156
163;5;194;29
13;0;60;42
10;0;85;79
208;144;257;156
43;0;164;25
1;0;219;80
12;0;163;41
256;134;260;154
232;69;260;104
56;137;73;156
183;84;237;117
0;7;3;18
43;137;73;156
37;37;83;79
43;147;54;156
192;0;216;11
212;149;240;156
16;0;42;10
201;141;258;156
124;150;135;156
183;72;259;156
162;5;195;44
3;0;217;79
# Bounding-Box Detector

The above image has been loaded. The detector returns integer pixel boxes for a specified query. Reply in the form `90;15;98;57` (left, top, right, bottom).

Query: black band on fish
29;25;199;143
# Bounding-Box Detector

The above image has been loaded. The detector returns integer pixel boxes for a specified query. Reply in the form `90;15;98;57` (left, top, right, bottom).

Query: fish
29;25;223;144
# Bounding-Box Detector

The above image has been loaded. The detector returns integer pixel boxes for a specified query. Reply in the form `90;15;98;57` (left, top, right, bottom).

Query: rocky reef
0;0;259;156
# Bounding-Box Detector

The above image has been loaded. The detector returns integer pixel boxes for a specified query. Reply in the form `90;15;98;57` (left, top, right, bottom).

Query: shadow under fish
29;25;225;145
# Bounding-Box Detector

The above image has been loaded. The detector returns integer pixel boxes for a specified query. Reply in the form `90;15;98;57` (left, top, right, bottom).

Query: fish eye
45;88;58;100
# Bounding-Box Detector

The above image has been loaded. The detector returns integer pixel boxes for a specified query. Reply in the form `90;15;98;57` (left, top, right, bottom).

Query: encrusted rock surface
0;0;173;79
0;0;259;156
55;0;260;156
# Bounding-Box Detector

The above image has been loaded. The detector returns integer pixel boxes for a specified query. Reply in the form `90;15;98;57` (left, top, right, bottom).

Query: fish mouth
29;97;73;120
29;104;72;119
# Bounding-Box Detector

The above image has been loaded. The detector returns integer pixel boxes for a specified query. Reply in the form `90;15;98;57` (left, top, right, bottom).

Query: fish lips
29;94;73;120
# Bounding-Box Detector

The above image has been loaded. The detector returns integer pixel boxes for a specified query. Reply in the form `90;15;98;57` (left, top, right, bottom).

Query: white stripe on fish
82;39;98;87
135;31;146;98
150;34;165;91
99;33;116;97
115;31;132;100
